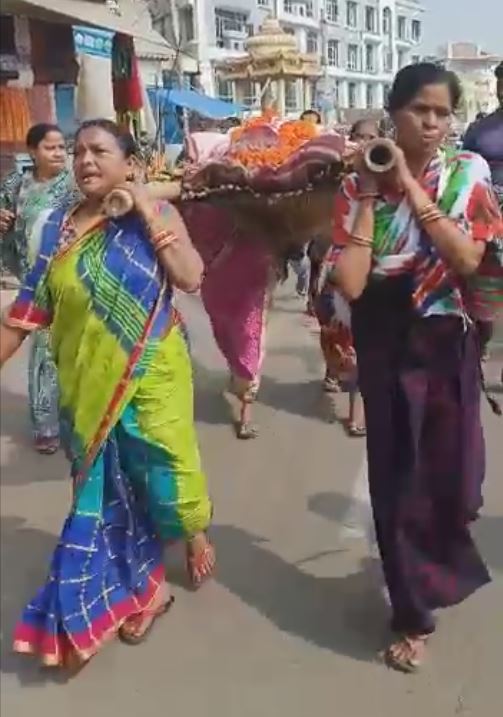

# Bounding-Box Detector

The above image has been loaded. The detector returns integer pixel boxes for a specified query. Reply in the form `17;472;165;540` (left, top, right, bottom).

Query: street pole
319;9;330;125
169;0;183;87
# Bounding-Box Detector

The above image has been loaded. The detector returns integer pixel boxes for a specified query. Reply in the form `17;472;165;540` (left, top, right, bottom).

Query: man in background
463;62;503;361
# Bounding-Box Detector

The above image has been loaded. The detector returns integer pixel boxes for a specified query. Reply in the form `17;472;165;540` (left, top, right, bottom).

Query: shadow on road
0;516;65;686
0;386;31;449
210;524;388;664
0;387;67;487
192;361;230;427
473;516;503;573
309;490;503;576
191;357;330;427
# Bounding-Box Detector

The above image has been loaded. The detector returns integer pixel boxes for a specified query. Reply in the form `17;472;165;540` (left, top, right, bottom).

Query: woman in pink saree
180;199;275;438
177;131;276;437
177;125;346;437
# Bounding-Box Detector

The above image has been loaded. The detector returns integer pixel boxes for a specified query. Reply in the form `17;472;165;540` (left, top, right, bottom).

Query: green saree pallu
6;205;212;666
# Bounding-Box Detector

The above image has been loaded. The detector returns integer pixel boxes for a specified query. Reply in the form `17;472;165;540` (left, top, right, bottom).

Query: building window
348;82;357;108
383;84;391;105
411;20;421;42
383;7;391;35
257;0;270;7
325;0;338;23
180;7;195;43
334;79;340;105
383;47;393;72
365;44;375;72
285;79;299;112
215;9;248;41
306;1;314;18
397;16;407;40
398;49;407;68
347;44;359;71
411;54;420;64
216;78;234;103
365;6;376;33
283;0;293;13
327;39;340;66
346;1;357;28
241;80;256;108
366;83;374;108
307;31;318;54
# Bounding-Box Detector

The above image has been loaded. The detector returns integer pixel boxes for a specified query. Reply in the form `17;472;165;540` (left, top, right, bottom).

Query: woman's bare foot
187;532;216;588
119;582;173;644
384;634;429;673
348;391;366;436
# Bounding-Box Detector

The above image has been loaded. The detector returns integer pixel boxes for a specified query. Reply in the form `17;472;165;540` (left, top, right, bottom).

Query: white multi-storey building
148;1;425;114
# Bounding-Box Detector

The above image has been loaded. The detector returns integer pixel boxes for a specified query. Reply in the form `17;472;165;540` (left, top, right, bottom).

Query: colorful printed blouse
324;148;502;319
0;168;78;280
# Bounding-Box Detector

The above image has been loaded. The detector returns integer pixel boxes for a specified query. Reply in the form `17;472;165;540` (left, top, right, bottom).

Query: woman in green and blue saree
0;119;215;672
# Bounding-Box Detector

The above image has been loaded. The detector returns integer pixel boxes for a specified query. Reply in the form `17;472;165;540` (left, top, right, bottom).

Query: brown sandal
323;377;341;394
35;436;60;455
235;421;258;440
119;596;175;646
347;423;367;437
384;633;429;673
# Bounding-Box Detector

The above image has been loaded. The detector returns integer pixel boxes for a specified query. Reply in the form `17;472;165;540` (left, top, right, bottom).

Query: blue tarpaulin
156;88;242;120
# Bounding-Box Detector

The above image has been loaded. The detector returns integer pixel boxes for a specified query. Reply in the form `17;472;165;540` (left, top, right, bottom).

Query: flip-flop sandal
63;650;92;677
323;378;341;394
347;424;367;437
384;634;429;674
119;596;175;646
235;422;258;440
186;542;216;589
35;437;60;455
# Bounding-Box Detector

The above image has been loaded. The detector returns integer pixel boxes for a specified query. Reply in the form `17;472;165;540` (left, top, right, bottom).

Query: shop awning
2;0;172;50
157;89;242;119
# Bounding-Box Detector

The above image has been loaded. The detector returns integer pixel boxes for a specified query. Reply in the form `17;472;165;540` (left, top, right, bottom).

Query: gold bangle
417;202;438;220
350;234;373;248
155;236;178;252
421;211;445;225
359;192;379;200
418;205;443;222
351;232;374;245
151;229;177;252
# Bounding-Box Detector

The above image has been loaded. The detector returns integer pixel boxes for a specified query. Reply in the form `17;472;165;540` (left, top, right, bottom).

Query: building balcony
363;32;383;45
277;10;319;29
222;27;248;42
395;35;413;47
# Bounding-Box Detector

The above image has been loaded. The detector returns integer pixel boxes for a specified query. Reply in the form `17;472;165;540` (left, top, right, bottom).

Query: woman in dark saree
327;64;502;671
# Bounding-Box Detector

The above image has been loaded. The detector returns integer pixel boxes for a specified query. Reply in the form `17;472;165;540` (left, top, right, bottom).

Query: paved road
1;285;502;717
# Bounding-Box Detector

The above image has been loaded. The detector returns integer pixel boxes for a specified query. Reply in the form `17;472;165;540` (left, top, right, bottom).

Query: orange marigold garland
229;114;317;169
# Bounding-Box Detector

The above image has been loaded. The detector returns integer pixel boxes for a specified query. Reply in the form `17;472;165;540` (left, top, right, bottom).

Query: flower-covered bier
182;114;347;199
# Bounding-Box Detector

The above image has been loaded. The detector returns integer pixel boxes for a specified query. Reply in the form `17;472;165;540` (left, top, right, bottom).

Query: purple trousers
352;276;490;635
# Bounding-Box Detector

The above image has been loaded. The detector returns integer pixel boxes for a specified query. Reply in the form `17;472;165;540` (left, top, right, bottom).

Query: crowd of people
0;60;502;676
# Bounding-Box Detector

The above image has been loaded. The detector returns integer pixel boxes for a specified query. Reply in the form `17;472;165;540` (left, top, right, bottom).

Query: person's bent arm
404;178;486;276
0;322;27;367
332;197;375;300
144;204;204;293
147;181;182;203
